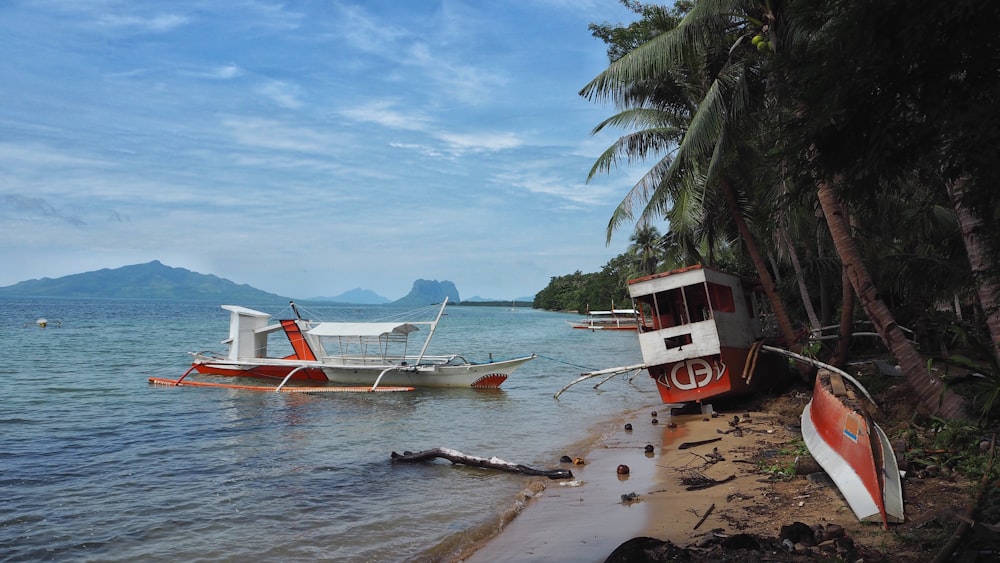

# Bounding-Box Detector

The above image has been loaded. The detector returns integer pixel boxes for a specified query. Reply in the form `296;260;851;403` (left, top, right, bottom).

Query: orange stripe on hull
193;363;328;381
470;374;508;388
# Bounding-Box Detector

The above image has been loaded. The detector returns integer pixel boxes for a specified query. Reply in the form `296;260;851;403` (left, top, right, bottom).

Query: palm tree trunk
783;229;821;331
720;177;803;358
817;179;967;419
830;267;855;367
946;176;1000;364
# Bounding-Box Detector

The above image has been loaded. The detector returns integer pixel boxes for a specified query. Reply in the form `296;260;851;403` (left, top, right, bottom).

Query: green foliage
932;324;1000;422
756;437;809;480
903;417;997;480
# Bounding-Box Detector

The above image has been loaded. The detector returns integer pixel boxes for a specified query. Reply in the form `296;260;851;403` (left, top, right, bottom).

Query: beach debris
573;457;586;465
678;437;722;450
620;491;640;504
617;464;630;475
694;503;716;530
681;470;736;491
390;448;573;479
559;455;573;463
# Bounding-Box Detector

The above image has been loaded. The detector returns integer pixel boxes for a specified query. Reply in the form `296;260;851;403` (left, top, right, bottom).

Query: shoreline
457;403;729;562
456;390;916;562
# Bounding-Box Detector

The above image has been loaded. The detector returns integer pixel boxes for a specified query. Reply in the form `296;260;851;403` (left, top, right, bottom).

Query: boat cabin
628;265;772;403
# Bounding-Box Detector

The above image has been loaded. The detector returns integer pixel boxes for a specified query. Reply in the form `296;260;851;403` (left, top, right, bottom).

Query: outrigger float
151;298;534;393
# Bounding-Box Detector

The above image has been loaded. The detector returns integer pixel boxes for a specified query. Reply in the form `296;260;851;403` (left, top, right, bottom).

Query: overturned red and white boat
156;299;534;391
801;368;904;528
627;265;786;405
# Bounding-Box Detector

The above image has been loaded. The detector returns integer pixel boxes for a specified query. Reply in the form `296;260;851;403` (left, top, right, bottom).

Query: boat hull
801;370;903;528
645;344;782;404
192;361;328;381
320;356;535;388
190;354;535;389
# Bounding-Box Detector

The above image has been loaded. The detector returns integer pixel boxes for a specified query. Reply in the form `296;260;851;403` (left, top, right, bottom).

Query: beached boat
627;265;785;404
567;307;639;331
180;299;534;389
801;369;904;528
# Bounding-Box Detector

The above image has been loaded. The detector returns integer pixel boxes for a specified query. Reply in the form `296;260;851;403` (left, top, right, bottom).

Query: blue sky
0;0;644;301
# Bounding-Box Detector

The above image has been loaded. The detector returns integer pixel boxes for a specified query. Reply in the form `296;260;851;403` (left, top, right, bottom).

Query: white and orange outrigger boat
150;298;535;392
566;306;640;331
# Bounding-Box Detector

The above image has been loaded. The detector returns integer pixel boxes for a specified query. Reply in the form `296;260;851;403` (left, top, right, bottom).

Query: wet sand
460;403;791;562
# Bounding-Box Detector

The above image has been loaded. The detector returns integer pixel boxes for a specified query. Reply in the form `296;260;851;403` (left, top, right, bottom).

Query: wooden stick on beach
391;447;574;479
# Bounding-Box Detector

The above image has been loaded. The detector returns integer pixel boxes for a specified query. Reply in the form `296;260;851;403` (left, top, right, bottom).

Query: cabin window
663;333;693;350
707;282;735;313
684;283;711;322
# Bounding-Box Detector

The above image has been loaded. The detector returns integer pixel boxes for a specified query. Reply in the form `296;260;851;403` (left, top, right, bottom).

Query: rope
534;354;599;372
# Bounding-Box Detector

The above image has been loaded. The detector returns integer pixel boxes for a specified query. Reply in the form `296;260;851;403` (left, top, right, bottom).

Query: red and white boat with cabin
627;265;784;405
152;299;534;391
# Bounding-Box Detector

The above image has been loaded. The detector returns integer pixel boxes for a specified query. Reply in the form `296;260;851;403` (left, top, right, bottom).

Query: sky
0;0;647;301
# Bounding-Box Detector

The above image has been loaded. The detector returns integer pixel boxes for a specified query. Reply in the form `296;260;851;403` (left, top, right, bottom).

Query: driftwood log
390;447;574;480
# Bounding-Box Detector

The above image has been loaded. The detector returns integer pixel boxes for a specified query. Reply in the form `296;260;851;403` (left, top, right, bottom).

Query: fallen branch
681;471;736;491
390;447;574;480
693;503;716;530
678;437;722;450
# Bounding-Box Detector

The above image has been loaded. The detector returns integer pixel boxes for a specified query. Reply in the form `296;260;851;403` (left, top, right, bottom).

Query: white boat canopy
307;322;421;338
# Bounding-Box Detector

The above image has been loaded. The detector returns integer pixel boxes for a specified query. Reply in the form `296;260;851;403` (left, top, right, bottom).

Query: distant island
0;260;530;306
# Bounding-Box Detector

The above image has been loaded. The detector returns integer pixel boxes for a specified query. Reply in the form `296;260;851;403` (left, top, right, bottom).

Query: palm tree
582;0;807;358
627;224;665;276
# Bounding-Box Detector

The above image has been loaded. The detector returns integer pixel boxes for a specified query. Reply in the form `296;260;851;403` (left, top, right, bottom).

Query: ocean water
0;299;658;562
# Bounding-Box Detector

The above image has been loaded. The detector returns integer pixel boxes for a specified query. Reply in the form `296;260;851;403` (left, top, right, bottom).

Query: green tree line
566;0;1000;421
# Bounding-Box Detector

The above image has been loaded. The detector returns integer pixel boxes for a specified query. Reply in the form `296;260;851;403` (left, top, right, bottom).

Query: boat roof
221;305;271;318
590;309;637;315
307;322;421;337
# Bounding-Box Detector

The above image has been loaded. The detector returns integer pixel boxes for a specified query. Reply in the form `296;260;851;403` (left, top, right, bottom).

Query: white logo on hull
668;358;724;390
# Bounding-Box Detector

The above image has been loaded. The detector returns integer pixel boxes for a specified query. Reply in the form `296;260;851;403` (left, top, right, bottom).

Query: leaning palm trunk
818;179;967;419
783;228;821;331
721;178;804;361
947;176;1000;365
830;267;855;367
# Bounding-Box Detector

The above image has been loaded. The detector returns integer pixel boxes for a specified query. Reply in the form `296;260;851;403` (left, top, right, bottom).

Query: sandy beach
458;386;975;562
459;402;783;562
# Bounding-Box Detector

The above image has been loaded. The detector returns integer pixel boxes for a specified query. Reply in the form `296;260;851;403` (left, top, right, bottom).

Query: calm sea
0;299;658;562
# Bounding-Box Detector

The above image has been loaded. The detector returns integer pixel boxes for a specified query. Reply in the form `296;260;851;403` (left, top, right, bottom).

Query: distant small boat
167;298;534;390
801;369;904;528
26;318;61;328
567;308;639;331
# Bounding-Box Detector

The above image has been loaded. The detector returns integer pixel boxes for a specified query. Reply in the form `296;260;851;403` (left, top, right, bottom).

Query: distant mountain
392;279;460;307
311;287;390;304
0;260;288;302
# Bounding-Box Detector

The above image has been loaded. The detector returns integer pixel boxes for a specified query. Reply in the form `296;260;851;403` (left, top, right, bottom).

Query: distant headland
0;260;512;306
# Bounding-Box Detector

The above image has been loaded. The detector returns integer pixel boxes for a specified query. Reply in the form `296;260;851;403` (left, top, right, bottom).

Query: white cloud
256;81;302;108
97;13;189;32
